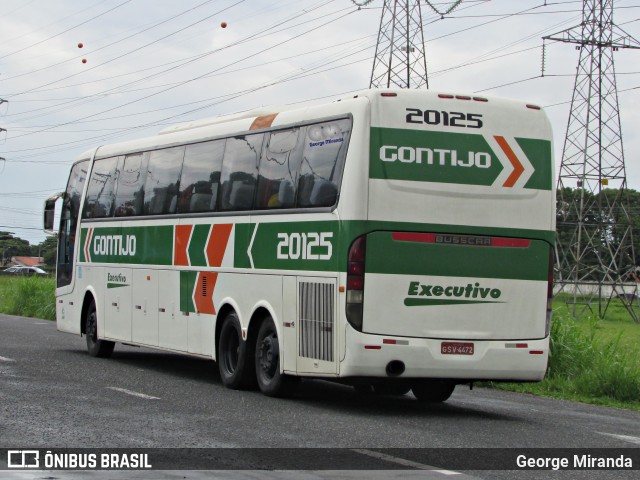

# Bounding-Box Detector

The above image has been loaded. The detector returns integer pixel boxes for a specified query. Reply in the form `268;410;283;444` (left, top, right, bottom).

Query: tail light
545;247;554;337
346;235;366;331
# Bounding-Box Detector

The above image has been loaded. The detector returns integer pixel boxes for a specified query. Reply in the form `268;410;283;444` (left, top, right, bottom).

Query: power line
0;0;134;62
1;0;637;166
0;0;222;84
4;4;359;144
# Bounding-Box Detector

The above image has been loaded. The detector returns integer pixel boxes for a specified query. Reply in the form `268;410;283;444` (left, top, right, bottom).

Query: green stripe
369;127;553;191
366;231;551;281
248;221;340;272
233;223;253;269
342;220;556;250
370;127;502;187
179;271;196;313
518;137;553;190
404;298;503;307
80;225;173;265
80;220;554;277
188;224;210;267
107;283;129;289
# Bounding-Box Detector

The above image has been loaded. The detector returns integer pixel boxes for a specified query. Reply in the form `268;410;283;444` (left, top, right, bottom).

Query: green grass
491;296;640;410
0;275;56;320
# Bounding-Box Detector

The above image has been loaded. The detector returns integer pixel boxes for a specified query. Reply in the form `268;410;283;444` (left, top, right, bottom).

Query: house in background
10;256;45;268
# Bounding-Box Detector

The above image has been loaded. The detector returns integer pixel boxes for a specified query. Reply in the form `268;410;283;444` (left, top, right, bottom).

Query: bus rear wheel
255;317;298;397
411;380;455;403
218;312;254;389
85;300;114;358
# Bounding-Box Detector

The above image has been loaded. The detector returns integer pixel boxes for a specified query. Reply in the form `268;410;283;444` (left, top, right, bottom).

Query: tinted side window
82;156;120;219
178;140;225;213
297;119;351;208
219;134;264;211
143;147;184;215
255;128;304;210
114;152;148;217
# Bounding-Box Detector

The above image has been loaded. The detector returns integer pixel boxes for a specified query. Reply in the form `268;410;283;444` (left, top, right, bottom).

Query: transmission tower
544;0;640;321
359;0;463;89
0;98;6;172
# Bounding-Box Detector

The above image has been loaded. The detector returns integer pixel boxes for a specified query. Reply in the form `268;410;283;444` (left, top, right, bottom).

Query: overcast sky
0;0;639;245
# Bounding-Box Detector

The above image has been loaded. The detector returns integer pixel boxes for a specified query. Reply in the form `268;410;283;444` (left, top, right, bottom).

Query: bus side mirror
44;192;64;234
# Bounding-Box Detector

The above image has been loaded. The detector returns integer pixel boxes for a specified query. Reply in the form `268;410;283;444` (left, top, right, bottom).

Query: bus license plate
441;342;474;355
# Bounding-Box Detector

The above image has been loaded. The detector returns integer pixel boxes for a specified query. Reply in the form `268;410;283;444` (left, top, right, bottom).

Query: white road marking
106;387;160;400
597;432;640;446
0;356;16;362
34;322;49;325
352;449;461;475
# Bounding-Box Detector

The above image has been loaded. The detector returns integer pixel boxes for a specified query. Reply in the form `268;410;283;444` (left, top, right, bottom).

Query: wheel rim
257;330;279;381
87;311;97;344
221;328;240;375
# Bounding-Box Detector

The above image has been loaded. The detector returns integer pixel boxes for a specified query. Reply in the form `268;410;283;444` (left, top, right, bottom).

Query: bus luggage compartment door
361;231;551;341
104;267;133;342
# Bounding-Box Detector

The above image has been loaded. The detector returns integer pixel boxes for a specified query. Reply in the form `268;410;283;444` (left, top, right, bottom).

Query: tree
35;235;59;268
556;188;640;282
0;231;32;266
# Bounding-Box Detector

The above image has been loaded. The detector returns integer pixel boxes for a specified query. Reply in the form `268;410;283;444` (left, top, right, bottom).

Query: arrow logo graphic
84;228;93;263
491;135;534;189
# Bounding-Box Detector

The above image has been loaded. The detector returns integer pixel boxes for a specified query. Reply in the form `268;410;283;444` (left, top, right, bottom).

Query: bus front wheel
85;300;115;358
255;317;298;397
411;380;455;403
218;312;254;389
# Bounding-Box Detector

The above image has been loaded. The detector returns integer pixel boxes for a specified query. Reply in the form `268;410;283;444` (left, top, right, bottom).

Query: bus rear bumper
340;330;549;381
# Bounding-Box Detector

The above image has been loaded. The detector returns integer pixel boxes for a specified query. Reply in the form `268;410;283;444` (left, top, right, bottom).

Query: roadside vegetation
491;294;640;410
1;276;639;409
0;275;56;321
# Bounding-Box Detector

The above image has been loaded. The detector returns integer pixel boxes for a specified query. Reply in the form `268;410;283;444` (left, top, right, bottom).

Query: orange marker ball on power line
220;21;227;28
78;42;84;48
82;58;87;64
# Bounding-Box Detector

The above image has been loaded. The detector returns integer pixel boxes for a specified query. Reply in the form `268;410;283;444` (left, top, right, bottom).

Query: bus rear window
297;119;350;208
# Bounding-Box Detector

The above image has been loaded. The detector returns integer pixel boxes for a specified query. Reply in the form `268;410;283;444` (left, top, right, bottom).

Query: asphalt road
1;313;639;480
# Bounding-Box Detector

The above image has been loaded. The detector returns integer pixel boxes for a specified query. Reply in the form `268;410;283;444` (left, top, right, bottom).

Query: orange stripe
193;272;217;315
495;136;524;188
174;225;193;266
250;113;278;130
206;223;233;267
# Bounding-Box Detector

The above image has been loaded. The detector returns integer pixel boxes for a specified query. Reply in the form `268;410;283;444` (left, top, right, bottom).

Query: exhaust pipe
386;360;405;377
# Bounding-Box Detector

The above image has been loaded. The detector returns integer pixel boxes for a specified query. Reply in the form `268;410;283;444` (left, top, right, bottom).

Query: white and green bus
45;89;555;401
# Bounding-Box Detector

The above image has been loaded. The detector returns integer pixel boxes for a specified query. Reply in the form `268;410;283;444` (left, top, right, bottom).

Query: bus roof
74;89;546;162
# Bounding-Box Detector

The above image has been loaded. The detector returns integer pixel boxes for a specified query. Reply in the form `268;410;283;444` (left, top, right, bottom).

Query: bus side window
82;156;121;219
255;128;303;210
142;146;185;215
178;140;225;213
297;119;351;208
219;134;264;211
114;152;148;217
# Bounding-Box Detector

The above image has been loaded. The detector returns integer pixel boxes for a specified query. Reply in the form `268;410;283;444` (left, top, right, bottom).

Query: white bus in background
45;89;555;401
